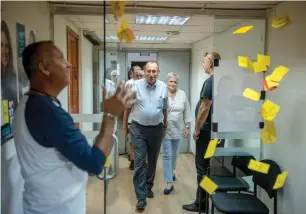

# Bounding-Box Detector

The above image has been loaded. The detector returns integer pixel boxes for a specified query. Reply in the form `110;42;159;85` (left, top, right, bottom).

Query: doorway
67;27;79;126
131;61;147;69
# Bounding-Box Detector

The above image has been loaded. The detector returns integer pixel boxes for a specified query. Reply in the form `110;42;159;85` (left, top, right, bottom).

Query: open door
67;27;79;127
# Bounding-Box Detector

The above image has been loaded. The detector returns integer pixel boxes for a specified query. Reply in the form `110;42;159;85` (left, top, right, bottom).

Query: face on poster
1;20;17;145
28;30;36;45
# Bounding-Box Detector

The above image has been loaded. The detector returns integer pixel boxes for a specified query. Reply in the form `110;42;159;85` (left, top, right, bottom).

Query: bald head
22;41;71;95
203;51;221;74
206;52;221;61
22;40;54;79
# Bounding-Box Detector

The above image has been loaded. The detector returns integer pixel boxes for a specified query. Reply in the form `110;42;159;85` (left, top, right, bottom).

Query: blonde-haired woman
163;72;192;195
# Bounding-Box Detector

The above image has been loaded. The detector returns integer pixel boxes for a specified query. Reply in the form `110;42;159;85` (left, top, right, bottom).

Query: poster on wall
27;30;36;45
1;20;18;145
16;22;30;99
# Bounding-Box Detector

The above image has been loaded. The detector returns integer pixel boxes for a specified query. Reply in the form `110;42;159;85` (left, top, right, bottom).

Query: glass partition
212;18;266;160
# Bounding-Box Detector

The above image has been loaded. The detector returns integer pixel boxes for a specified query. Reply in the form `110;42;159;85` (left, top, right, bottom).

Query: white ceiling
60;1;280;44
65;14;245;44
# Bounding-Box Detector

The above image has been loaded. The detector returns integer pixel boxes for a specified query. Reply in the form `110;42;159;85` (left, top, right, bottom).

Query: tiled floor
86;154;224;214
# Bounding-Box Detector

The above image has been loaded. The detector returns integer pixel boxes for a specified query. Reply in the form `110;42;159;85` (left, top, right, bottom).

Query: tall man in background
183;52;221;212
123;65;144;170
128;61;168;211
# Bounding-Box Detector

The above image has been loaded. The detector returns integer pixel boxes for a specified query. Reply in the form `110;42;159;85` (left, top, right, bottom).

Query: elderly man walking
127;61;168;211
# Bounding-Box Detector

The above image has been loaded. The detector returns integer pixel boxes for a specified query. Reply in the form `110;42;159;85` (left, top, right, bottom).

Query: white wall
261;2;306;213
53;15;80;111
1;2;51;214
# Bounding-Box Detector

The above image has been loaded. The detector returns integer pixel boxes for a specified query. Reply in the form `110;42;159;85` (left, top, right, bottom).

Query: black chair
210;159;282;214
199;156;255;214
209;155;255;193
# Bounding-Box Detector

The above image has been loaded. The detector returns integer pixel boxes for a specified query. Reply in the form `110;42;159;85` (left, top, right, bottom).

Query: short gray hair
167;72;179;82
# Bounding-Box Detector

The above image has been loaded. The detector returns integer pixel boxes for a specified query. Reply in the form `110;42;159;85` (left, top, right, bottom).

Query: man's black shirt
195;75;213;131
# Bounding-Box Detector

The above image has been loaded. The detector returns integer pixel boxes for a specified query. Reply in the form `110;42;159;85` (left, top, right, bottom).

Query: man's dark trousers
195;129;211;205
130;121;163;201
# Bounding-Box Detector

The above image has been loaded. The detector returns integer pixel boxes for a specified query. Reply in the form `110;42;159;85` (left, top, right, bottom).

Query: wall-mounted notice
16;22;30;100
16;23;25;58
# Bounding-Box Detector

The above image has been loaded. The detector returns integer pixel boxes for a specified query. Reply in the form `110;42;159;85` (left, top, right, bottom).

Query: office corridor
86;154;221;214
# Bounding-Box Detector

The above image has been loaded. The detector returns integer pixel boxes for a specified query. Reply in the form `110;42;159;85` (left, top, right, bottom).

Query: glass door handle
96;134;119;181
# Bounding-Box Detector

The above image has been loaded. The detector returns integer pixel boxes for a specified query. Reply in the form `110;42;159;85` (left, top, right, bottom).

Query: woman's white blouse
165;89;192;139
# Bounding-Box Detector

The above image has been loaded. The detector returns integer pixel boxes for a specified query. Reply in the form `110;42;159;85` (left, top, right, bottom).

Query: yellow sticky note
200;176;218;195
265;75;279;88
260;100;280;121
233;25;254;34
270;65;290;83
272;15;290;29
257;54;271;67
204;139;218;159
243;88;260;102
261;120;277;144
273;171;288;190
248;159;270;174
2;100;9;124
253;61;267;73
238;56;253;72
104;156;111;168
238;56;249;67
111;1;126;20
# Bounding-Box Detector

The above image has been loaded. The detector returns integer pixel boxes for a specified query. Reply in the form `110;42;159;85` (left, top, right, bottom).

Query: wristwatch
185;125;190;129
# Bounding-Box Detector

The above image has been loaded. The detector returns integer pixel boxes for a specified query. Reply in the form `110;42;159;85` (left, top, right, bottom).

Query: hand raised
102;82;136;116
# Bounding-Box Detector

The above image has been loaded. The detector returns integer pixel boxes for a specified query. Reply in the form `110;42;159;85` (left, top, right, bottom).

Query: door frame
66;26;80;114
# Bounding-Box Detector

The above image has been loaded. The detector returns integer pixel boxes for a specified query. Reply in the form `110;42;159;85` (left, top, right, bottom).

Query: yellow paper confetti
104;156;111;168
110;1;126;20
2;100;9;124
248;159;270;174
253;61;267;73
265;75;279;88
238;56;253;72
260;100;280;121
200;176;218;195
117;18;135;43
272;15;290;29
273;171;288;190
270;65;290;83
204;139;218;159
243;88;261;102
261;120;277;144
257;54;271;67
233;25;254;34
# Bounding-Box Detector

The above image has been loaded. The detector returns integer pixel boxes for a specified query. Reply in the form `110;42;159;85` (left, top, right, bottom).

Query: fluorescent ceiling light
104;36;168;41
136;15;190;25
136;36;168;41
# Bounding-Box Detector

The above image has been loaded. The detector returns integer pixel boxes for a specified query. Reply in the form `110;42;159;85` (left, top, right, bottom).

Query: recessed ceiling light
104;36;168;41
136;15;190;25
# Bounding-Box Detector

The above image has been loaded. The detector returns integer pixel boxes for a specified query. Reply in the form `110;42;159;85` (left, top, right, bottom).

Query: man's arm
195;98;212;131
25;99;114;175
123;108;132;129
195;79;213;132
